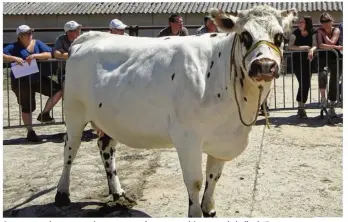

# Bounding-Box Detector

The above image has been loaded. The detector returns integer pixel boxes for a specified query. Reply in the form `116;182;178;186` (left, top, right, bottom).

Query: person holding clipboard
3;25;62;142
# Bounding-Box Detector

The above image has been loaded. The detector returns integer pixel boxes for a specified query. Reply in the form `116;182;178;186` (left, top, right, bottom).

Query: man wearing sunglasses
157;14;189;37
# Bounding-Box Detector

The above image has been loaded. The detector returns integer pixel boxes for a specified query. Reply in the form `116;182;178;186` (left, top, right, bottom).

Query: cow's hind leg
201;155;225;217
97;133;125;200
170;128;203;217
55;101;86;207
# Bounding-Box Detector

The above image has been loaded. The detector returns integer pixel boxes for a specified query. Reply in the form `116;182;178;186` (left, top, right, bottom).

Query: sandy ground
2;73;343;217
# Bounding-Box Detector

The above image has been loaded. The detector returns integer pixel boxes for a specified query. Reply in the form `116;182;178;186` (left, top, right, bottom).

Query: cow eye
274;33;284;47
240;31;253;50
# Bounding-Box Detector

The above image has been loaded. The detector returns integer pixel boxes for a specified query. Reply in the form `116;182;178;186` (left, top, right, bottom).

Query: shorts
11;76;61;113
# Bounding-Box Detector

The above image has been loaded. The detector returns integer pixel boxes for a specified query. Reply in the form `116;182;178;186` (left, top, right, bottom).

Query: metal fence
2;48;342;129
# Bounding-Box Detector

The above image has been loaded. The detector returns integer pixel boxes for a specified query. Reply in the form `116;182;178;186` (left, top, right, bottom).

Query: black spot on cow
244;97;248;102
189;198;193;206
69;147;72;150
171;73;175;80
210;61;214;69
209;174;213;179
207;72;210;78
225;86;228;90
103;153;110;160
100;134;111;151
256;52;263;57
110;148;114;157
240;79;244;88
226;33;229;37
113;170;117;176
69;155;71;159
106;171;112;179
105;162;109;168
210;33;217;37
100;151;102;156
268;46;271;51
218;52;221;57
164;37;170;40
217;93;220;98
240;67;245;79
99;103;102;108
240;177;244;180
67;160;71;165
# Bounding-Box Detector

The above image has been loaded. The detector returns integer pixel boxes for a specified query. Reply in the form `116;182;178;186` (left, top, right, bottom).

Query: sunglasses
320;19;332;23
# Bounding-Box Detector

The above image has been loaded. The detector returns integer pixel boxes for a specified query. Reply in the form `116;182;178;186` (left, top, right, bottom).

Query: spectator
288;16;317;119
196;15;217;35
109;19;129;36
317;12;343;117
3;25;62;142
53;20;82;89
157;14;189;37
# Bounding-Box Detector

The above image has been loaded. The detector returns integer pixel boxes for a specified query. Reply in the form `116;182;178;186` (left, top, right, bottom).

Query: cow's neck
229;35;269;127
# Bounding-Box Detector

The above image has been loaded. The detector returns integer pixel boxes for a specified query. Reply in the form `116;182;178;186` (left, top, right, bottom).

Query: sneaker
27;130;41;142
297;108;308;119
37;112;55;124
320;97;327;108
328;106;338;118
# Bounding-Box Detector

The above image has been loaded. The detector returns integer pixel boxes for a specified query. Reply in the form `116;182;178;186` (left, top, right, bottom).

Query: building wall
3;11;343;44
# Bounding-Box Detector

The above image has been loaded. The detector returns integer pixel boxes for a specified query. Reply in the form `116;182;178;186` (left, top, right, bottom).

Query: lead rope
231;35;270;128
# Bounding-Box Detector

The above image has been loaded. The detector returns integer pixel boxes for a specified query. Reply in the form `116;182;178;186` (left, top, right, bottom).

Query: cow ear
210;8;238;32
279;8;298;32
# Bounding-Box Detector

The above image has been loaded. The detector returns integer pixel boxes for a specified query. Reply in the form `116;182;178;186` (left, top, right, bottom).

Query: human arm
3;44;24;66
317;28;342;50
26;40;52;65
308;34;318;61
53;36;69;59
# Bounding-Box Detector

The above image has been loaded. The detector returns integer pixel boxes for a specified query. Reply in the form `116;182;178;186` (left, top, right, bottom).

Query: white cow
55;5;297;217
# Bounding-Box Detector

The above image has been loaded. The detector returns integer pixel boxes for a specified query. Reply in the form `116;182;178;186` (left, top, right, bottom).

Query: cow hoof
54;191;71;207
112;193;123;201
202;210;217;218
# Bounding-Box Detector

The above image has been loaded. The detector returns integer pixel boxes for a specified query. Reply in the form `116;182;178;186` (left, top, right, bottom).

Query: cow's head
210;5;297;82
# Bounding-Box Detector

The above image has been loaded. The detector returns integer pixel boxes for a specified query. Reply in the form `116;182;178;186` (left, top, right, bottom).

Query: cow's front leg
97;134;125;200
171;129;203;217
201;155;225;217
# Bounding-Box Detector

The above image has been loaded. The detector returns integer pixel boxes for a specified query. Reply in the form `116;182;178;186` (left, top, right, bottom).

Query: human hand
26;54;36;65
13;57;24;66
308;49;314;61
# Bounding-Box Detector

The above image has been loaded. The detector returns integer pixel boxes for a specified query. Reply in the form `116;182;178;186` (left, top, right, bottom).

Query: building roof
3;1;343;15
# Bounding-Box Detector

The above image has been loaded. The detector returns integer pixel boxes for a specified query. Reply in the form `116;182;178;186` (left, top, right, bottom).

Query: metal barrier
2;49;342;129
270;48;343;111
3;59;66;129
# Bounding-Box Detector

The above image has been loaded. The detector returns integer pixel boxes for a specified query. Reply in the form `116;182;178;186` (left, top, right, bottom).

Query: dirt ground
2;73;343;218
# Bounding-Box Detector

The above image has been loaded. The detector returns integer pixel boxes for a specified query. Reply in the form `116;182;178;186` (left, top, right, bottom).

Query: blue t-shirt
3;40;52;81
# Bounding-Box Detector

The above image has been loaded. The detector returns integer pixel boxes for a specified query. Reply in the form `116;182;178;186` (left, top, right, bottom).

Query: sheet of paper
11;59;39;79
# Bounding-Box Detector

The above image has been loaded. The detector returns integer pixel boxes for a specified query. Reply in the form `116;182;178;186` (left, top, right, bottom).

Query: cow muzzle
248;58;279;82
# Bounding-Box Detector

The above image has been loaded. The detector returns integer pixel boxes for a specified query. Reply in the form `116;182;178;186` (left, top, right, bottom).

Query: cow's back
64;31;233;148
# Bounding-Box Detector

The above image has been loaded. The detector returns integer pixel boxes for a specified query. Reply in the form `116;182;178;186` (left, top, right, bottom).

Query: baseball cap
109;19;127;30
16;25;34;36
64;21;82;32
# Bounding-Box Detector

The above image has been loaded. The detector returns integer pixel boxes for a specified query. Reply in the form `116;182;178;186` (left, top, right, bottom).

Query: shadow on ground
3;186;150;218
256;112;343;128
3;129;98;145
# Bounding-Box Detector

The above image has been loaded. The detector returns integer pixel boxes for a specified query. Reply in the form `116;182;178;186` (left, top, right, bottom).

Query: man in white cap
53;21;82;89
109;19;129;36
